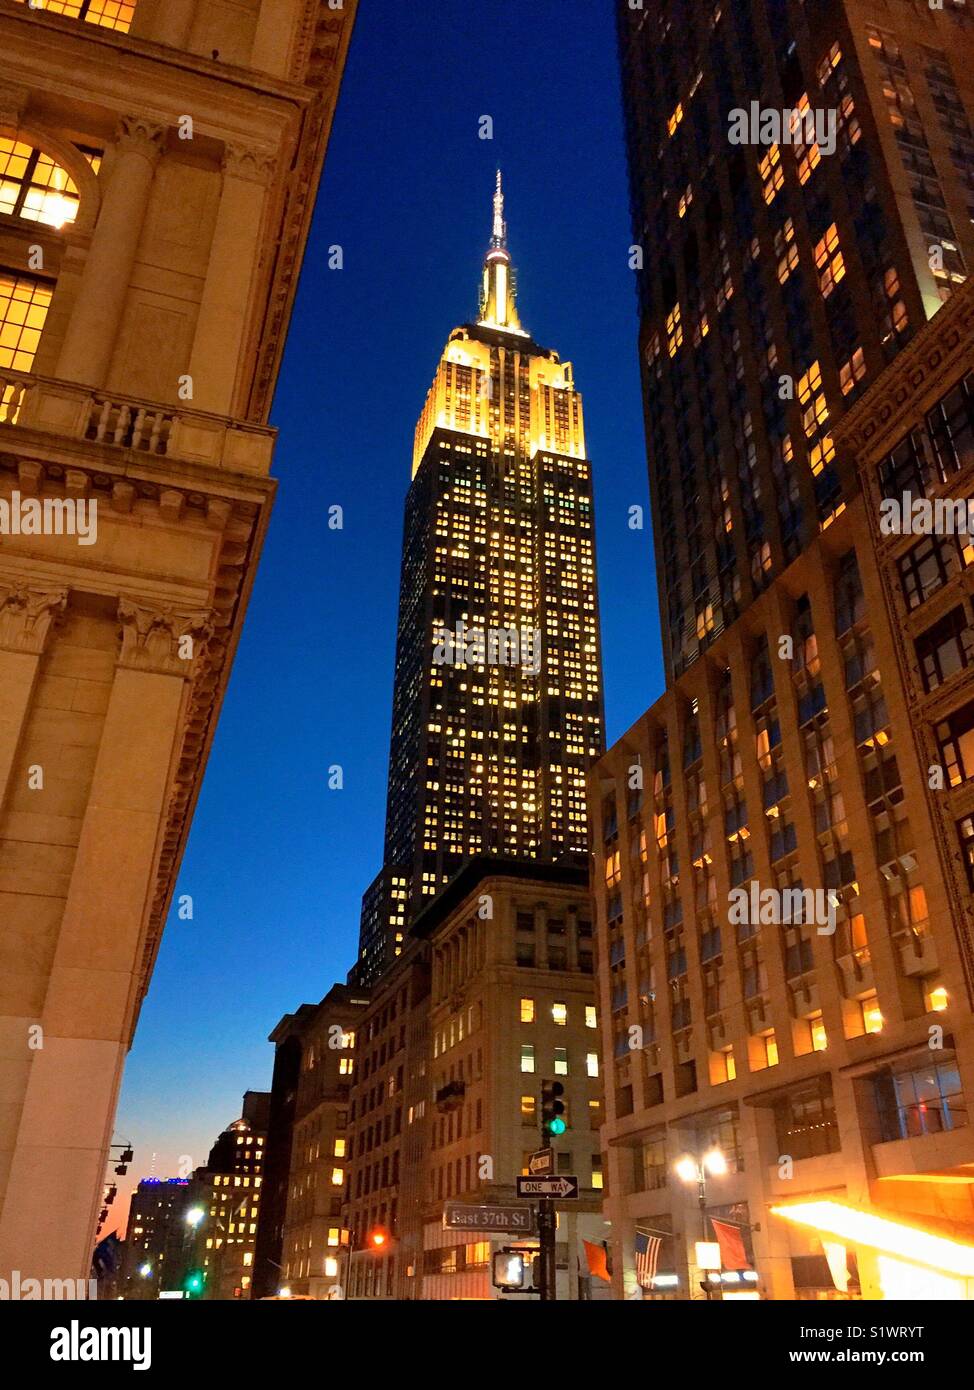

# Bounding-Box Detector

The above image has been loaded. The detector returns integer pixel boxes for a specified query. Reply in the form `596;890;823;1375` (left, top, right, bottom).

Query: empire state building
355;175;605;987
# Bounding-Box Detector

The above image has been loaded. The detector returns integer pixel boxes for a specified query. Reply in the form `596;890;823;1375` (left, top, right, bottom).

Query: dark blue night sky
112;0;662;1216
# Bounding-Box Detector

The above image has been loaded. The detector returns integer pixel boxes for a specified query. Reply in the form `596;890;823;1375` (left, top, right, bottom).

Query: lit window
839;346;866;395
521;1094;536;1121
926;983;948;1013
814;223;846;297
809;1014;828;1052
324;1257;339;1277
667;102;684;136
327;1228;340;1247
12;0;136;33
666;302;683;356
334;1139;346;1158
0;137;81;228
585;1005;597;1029
585;1051;598;1078
555;1048;570;1076
339;1058;353;1075
552;1001;567;1026
861;993;884;1034
0;273;53;375
764;1031;779;1067
242;1252;253;1267
759;144;784;204
591;1164;604;1191
520;997;535;1023
520;1044;535;1074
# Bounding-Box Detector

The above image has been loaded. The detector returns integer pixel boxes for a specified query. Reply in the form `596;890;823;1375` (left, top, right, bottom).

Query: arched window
12;0;136;34
0;137;89;229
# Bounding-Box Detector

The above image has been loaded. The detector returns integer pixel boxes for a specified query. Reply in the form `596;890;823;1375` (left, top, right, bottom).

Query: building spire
480;169;522;332
491;168;506;248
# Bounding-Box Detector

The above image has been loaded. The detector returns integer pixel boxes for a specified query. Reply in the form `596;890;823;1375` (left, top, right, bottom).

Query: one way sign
516;1175;579;1200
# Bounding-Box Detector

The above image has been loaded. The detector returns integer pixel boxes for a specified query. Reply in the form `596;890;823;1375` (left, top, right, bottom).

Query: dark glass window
928;373;974;479
898;531;963;609
773;1075;840;1159
915;605;974;691
936;700;974;786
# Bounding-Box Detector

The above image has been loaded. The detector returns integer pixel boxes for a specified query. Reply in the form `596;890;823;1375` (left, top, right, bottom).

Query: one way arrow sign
516;1175;579;1200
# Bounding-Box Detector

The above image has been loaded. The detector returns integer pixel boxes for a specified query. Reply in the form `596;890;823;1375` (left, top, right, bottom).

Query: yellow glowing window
793;96;822;183
327;1228;340;1247
926;985;948;1012
585;1005;597;1029
723;1048;736;1081
667;102;684;136
333;1139;346;1158
808;434;835;477
330;1168;344;1186
861;994;884;1034
338;1058;353;1075
592;1167;604;1190
839;346;866;395
678;184;693;218
0;273;52;377
759;144;784;204
586;1052;599;1077
764;1032;779;1066
552;1001;568;1026
665;303;683;356
0;138;81;229
13;0;136;32
814;223;845;297
810;1015;828;1051
817;41;842;83
521;1094;536;1119
324;1257;339;1277
520;997;535;1023
604;848;621;888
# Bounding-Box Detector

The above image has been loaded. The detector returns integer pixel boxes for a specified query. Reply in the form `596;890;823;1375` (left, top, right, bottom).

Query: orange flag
710;1218;748;1270
582;1239;612;1283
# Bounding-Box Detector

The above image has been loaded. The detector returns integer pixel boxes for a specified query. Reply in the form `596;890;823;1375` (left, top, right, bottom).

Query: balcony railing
0;366;275;475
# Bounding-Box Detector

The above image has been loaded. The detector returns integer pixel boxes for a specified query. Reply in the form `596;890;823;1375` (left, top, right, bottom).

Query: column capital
114;115;167;164
222;142;277;185
117;598;212;677
0;582;67;655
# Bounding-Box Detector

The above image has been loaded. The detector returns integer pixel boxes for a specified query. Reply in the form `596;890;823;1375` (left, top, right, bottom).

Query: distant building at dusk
197;1091;269;1300
352;175;606;986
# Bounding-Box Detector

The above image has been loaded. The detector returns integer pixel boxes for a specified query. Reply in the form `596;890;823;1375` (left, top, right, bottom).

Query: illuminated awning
771;1200;974;1277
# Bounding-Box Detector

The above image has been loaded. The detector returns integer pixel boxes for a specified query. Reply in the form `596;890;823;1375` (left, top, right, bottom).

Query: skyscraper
587;0;974;1301
354;176;605;985
618;0;974;679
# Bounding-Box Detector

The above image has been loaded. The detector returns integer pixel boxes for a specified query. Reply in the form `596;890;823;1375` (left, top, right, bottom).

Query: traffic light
184;1269;205;1298
541;1078;566;1137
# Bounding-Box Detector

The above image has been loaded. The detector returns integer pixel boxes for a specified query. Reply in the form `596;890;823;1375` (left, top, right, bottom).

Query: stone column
0;598;209;1282
0;584;67;807
186;144;275;416
55;117;166;389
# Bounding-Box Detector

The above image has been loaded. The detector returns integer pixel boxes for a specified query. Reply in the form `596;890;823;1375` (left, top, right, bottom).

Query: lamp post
675;1148;727;1299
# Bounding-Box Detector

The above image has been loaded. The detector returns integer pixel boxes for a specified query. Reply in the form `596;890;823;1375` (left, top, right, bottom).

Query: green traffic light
185;1271;204;1294
549;1116;567;1136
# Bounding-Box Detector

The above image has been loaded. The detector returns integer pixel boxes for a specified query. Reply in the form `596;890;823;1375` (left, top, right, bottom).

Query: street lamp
675;1148;726;1299
185;1206;205;1229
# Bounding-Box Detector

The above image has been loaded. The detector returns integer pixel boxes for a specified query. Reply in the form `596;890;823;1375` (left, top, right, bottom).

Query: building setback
0;0;358;1281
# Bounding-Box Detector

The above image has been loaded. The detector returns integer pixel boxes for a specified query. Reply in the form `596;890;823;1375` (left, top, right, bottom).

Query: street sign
529;1147;553;1176
444;1203;535;1232
516;1175;579;1200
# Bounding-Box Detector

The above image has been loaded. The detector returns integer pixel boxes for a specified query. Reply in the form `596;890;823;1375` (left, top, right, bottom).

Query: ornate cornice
117;598;212;677
836;279;974;463
0;581;67;655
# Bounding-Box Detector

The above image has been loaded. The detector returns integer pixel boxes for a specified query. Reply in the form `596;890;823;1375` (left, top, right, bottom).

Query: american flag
634;1230;662;1289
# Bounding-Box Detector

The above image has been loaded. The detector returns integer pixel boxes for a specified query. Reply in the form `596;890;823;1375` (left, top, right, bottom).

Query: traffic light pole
537;1197;556;1301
